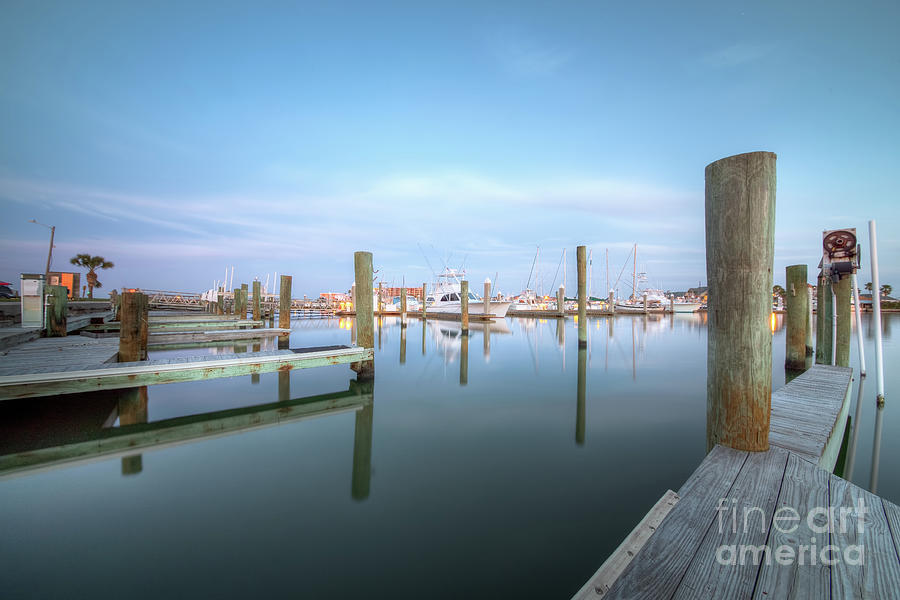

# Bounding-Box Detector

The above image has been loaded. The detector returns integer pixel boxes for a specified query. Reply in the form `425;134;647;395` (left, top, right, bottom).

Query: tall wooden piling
461;280;469;332
483;278;491;317
400;287;407;325
240;284;248;319
46;285;68;337
608;291;614;314
784;265;809;371
351;251;374;380
231;288;240;316
217;288;224;315
815;272;834;365
577;246;587;347
278;275;292;329
378;282;384;314
252;281;261;321
833;275;852;368
705;151;776;452
119;291;149;362
558;285;565;317
422;283;427;319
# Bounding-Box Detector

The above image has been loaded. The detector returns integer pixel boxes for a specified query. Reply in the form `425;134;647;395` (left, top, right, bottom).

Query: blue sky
1;1;897;297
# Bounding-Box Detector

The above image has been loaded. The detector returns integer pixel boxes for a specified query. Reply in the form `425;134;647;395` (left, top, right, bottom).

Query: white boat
389;295;419;311
671;300;702;313
425;269;512;317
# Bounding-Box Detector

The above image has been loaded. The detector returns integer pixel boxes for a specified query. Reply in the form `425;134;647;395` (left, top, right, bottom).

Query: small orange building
47;271;81;298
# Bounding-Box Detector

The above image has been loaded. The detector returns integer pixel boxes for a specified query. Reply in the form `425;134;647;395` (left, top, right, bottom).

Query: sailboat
614;244;667;313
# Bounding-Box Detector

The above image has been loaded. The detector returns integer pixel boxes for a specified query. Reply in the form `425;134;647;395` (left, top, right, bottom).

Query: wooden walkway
575;365;900;599
0;336;120;375
0;343;372;400
148;328;290;346
0;310;114;351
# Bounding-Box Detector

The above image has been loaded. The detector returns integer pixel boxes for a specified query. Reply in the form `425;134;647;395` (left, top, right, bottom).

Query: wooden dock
147;327;291;346
0;309;114;351
575;365;900;599
0;342;372;400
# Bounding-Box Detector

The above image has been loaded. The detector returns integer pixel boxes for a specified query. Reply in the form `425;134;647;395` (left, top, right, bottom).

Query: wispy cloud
488;28;574;76
701;42;776;69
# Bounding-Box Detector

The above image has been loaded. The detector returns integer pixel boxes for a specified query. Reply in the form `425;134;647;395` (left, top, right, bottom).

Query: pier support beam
784;265;809;371
834;275;852;368
119;291;149;362
252;281;261;321
815;272;833;365
46;285;68;337
484;278;491;317
608;291;615;314
705;151;776;452
577;246;587;347
422;283;427;320
400;287;407;326
217;288;224;316
461;280;469;332
351;251;375;380
240;284;248;319
558;285;565;318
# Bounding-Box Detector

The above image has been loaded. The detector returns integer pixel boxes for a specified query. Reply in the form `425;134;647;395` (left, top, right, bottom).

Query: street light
28;219;56;279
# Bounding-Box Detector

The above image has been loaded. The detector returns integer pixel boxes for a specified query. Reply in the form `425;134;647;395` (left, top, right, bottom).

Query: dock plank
603;446;748;599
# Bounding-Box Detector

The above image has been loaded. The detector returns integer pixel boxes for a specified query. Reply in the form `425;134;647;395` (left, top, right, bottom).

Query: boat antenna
417;242;437;278
549;248;564;291
612;245;635;291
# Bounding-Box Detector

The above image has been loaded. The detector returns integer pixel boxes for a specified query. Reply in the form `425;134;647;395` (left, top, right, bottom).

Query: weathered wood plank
147;328;291;345
883;500;900;565
829;474;900;599
673;447;789;600
604;446;749;599
573;490;680;599
752;453;831;599
0;346;373;400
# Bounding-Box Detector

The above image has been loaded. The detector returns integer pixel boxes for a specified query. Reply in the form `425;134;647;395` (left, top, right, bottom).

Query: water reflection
576;347;586;446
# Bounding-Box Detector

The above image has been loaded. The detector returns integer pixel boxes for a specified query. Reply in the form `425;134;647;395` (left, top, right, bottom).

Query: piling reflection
400;323;407;365
844;375;866;480
351;379;374;501
576;347;586;446
870;403;884;494
118;386;149;475
460;332;468;386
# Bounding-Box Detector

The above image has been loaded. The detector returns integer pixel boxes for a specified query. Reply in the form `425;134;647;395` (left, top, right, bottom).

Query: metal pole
851;273;866;377
831;288;837;366
45;226;55;279
868;220;885;407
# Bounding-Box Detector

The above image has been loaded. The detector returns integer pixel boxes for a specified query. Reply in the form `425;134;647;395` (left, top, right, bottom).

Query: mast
606;248;610;296
632;243;637;301
563;248;567;295
588;248;593;301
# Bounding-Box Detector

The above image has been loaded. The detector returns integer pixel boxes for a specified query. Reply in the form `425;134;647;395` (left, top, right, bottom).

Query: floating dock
575;365;900;599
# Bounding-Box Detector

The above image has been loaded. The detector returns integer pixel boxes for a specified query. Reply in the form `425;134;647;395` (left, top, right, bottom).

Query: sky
1;1;898;298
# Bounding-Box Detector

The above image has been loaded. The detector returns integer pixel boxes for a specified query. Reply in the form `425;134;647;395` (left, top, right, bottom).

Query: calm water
0;312;896;599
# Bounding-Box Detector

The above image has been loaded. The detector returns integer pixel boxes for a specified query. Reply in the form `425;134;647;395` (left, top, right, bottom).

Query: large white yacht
425;268;512;317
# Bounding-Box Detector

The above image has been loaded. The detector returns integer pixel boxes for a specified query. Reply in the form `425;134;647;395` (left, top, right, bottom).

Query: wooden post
217;288;224;315
232;288;239;316
643;293;648;314
833;275;852;368
252;281;261;321
400;287;407;325
279;275;291;329
119;291;148;362
268;310;275;328
484;278;491;317
378;282;383;315
806;286;814;365
577;245;587;347
351;393;373;501
558;285;565;317
240;284;248;319
460;331;468;385
784;265;809;371
815;272;833;365
608;291;614;315
576;347;586;445
46;285;67;337
422;283;427;320
351;251;374;380
705;151;776;452
461;280;469;331
351;283;357;314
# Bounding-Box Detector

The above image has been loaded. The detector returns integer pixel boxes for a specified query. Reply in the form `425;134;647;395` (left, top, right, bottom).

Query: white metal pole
868;220;885;406
851;272;866;376
831;287;837;366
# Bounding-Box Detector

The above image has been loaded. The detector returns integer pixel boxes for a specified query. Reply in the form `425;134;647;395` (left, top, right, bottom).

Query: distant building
47;272;81;298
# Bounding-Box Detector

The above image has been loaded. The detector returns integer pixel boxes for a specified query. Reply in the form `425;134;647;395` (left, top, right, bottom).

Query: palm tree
881;284;893;298
69;254;114;299
865;282;873;292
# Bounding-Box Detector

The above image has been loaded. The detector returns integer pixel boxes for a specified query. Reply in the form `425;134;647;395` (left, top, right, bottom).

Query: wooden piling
252;281;261;321
400;287;407;325
461;280;469;332
815;272;834;365
784;265;809;371
46;285;68;337
577;246;587;347
705;151;776;452
422;283;427;319
558;285;565;318
217;288;224;315
833;275;852;368
608;291;614;314
278;275;292;330
378;282;384;314
231;288;239;316
119;291;149;362
351;252;374;380
240;284;248;319
484;279;491;317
